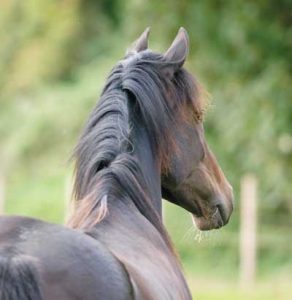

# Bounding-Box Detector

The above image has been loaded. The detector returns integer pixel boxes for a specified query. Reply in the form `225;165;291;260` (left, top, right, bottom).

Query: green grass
188;275;292;300
5;171;66;223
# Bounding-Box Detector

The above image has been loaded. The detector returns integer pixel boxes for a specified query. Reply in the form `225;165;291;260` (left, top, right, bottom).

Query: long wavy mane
67;50;203;244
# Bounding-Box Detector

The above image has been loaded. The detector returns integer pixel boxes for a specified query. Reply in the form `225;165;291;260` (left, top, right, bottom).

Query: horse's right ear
126;27;150;55
163;27;189;76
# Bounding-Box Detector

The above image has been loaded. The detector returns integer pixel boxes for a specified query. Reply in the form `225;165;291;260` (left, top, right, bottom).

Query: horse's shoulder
0;216;134;300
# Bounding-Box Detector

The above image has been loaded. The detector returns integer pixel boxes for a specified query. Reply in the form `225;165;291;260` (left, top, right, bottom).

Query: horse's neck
90;200;191;299
88;115;191;299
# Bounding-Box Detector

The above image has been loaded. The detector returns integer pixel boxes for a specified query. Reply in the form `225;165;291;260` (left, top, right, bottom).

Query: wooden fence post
0;173;5;214
239;174;257;288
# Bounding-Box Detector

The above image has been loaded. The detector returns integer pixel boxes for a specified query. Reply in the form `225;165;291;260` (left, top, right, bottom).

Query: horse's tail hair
0;253;43;300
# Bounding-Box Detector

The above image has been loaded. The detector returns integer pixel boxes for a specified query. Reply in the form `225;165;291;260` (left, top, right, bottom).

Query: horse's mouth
162;186;233;230
191;203;231;231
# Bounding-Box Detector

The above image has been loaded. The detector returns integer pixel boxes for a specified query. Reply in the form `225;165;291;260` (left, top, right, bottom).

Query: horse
0;27;233;300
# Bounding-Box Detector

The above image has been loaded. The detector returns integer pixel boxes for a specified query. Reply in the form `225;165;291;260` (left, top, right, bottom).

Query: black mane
67;50;202;240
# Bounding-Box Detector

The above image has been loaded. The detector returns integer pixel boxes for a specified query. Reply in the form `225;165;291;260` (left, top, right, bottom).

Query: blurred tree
0;0;291;223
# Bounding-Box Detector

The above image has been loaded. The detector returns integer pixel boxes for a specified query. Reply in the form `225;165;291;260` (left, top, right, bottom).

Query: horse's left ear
163;27;189;75
126;27;150;55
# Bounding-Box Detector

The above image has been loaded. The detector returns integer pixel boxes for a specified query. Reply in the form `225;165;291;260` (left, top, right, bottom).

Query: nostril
216;203;229;224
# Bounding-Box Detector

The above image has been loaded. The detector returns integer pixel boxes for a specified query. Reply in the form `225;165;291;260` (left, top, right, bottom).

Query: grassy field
188;276;292;300
6;170;66;223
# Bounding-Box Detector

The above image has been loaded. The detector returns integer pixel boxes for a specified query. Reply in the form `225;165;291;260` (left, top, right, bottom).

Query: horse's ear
163;27;189;75
126;27;150;55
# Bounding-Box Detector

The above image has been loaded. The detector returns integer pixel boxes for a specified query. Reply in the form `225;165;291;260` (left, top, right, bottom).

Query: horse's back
0;215;133;300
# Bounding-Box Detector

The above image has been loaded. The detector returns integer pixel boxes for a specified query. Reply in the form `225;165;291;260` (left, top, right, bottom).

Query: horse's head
128;28;233;230
161;119;234;231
